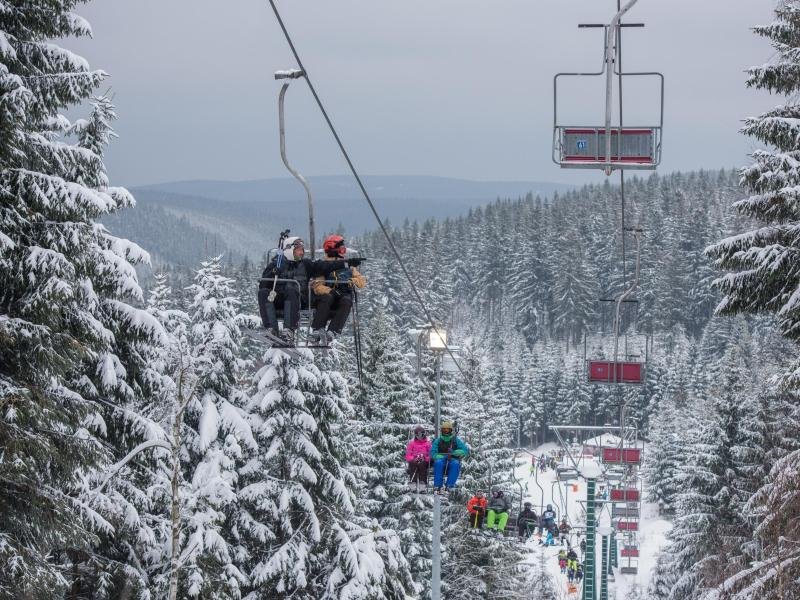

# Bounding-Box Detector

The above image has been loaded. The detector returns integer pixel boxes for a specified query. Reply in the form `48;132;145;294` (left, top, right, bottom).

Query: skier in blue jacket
429;420;469;494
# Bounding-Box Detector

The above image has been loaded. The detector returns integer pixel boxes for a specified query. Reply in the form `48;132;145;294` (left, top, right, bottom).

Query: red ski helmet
323;234;347;257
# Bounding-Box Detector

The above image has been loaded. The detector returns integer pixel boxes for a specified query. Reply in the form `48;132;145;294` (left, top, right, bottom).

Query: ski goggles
414;431;426;438
290;239;305;248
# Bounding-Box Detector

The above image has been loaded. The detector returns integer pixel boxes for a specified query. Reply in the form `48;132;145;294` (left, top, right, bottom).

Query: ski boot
281;328;296;346
311;329;328;346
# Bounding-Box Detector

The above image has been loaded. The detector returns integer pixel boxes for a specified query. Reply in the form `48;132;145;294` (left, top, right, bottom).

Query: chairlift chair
610;488;640;502
614;520;639;532
556;465;580;481
621;545;640;558
602;447;642;465
611;504;640;519
552;1;664;175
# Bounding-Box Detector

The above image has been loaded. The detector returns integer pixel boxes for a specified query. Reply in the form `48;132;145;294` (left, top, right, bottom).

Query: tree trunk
167;414;182;600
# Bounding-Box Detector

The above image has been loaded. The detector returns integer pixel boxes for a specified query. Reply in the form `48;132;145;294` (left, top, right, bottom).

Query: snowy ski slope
513;443;670;599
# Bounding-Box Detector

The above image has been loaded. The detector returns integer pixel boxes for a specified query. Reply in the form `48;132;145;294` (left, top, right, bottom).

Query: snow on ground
512;443;670;599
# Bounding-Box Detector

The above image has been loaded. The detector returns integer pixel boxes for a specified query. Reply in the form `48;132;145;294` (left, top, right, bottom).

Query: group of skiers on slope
257;233;365;346
530;451;562;475
405;421;469;495
558;547;584;586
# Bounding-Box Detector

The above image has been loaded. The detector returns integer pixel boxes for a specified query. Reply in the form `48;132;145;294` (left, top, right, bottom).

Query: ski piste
513;443;670;599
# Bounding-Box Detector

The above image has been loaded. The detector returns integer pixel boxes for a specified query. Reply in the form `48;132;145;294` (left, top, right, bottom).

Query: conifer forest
2;1;800;600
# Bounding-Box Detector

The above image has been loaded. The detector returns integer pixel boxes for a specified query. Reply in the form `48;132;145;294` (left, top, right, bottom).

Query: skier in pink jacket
405;425;432;488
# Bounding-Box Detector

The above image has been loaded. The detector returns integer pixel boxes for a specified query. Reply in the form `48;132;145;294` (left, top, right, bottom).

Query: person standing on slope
405;425;431;489
429;420;469;495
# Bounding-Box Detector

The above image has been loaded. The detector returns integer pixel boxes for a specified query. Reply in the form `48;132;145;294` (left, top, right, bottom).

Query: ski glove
451;449;466;458
434;453;446;460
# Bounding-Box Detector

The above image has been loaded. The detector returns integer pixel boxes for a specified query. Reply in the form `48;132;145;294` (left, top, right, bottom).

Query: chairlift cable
266;0;468;382
352;290;367;416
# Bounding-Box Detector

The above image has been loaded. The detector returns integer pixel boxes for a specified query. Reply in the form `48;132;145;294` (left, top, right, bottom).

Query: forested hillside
6;0;800;598
103;177;572;267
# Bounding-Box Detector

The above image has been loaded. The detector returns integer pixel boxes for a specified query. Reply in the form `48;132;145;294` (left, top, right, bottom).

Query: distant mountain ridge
134;175;572;204
105;175;573;266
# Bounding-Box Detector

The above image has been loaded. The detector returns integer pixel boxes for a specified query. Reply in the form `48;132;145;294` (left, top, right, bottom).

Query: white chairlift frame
552;0;664;174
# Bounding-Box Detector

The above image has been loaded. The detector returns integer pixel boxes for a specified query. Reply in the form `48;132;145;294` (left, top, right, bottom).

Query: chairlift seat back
611;505;640;519
621;546;640;558
602;447;642;464
588;360;644;384
610;488;640;502
557;127;658;168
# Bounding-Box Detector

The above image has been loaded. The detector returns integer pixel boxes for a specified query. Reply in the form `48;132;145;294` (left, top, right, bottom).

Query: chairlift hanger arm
277;79;316;258
274;69;305;80
605;0;639;172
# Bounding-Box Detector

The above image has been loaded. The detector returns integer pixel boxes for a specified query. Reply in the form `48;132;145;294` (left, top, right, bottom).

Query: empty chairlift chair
552;7;664;175
584;301;650;385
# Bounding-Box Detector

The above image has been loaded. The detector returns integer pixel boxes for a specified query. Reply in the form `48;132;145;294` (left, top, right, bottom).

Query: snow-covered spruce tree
551;234;598;349
238;346;412;599
703;3;800;596
352;306;434;595
0;7;168;596
440;342;530;600
643;392;682;515
177;256;255;598
706;0;800;376
656;344;756;600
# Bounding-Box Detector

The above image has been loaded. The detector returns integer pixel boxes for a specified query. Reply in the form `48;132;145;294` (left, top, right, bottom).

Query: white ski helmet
282;236;305;260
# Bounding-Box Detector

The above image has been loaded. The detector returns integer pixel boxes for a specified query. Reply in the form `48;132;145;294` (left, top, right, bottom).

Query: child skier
576;563;584;583
558;549;568;574
541;504;557;533
429;420;469;494
544;528;555;546
467;491;488;529
405;425;431;490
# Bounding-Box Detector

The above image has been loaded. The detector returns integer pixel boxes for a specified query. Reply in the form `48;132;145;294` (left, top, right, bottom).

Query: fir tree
238;346;412;599
0;5;164;596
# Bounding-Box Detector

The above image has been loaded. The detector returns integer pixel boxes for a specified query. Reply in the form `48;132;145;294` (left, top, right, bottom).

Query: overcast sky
65;0;777;187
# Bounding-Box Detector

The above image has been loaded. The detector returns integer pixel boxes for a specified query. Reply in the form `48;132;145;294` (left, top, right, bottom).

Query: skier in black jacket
517;503;538;539
258;236;360;344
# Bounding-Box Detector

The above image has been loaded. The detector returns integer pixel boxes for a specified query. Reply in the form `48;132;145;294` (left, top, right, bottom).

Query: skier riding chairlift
467;491;488;529
309;234;366;345
257;233;361;346
405;425;431;493
430;420;469;496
